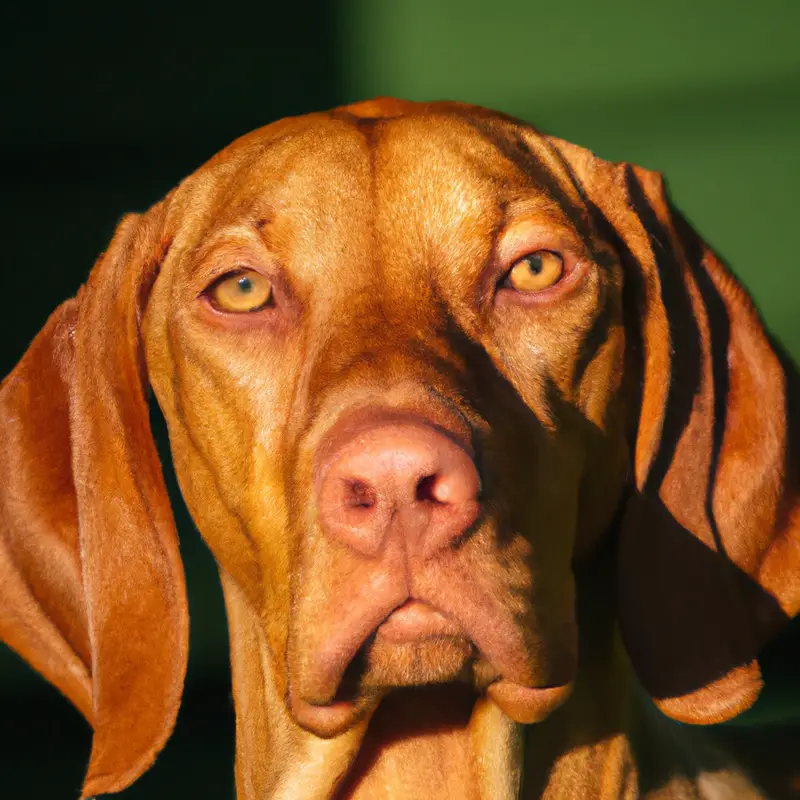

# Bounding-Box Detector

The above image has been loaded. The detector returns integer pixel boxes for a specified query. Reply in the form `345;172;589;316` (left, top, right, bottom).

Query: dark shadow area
590;166;797;704
0;678;235;800
0;0;341;795
557;166;799;794
1;0;341;379
334;684;476;800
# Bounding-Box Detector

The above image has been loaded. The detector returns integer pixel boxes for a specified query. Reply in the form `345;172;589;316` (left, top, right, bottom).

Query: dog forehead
168;104;578;307
200;101;545;208
184;103;557;257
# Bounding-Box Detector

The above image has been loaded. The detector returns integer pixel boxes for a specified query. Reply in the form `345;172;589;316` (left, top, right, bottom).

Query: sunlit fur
1;99;798;799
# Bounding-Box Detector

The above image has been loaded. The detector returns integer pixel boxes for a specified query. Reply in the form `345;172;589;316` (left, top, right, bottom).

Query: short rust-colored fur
1;99;798;798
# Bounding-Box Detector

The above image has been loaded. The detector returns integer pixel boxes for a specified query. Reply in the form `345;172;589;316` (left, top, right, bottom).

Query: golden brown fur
1;98;799;798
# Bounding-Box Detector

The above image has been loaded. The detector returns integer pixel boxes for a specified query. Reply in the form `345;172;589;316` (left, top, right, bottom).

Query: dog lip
289;691;381;738
487;679;573;724
375;599;464;643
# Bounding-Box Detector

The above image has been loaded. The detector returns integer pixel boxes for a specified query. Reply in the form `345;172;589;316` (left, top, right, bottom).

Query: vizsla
1;98;799;799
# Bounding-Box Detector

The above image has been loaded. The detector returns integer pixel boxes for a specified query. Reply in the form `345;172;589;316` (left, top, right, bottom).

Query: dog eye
208;270;273;312
505;251;564;293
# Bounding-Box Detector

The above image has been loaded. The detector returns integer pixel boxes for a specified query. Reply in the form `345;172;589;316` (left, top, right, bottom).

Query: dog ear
548;136;800;724
0;201;188;797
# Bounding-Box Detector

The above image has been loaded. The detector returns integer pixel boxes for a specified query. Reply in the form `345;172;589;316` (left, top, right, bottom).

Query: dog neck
333;686;522;800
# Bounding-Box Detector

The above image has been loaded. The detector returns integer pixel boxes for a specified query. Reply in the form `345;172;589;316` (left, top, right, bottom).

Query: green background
1;1;798;796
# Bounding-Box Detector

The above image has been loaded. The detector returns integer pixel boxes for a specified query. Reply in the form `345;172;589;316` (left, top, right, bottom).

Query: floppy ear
0;203;188;797
548;137;800;724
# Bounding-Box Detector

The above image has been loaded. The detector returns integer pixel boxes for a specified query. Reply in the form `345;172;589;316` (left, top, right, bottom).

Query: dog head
2;99;798;796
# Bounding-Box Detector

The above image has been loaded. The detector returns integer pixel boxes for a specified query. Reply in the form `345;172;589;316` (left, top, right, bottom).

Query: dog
1;97;799;798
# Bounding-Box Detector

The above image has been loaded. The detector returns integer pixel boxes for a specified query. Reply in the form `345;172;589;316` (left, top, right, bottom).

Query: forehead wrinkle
371;115;573;251
371;120;502;252
223;126;365;220
183;224;267;282
181;121;374;288
296;119;465;386
169;133;311;268
458;116;592;240
358;152;493;394
201;112;356;173
195;115;371;209
368;118;579;336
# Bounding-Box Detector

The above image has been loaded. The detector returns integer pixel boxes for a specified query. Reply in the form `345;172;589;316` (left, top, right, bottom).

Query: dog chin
360;634;474;688
291;636;496;738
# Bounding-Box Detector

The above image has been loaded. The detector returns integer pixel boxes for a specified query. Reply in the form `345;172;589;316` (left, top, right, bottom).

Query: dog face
142;107;630;735
2;99;797;797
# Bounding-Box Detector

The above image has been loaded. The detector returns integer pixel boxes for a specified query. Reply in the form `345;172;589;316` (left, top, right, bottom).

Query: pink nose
315;420;481;559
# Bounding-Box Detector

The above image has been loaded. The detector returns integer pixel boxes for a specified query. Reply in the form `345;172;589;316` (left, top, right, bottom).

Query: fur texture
1;98;799;798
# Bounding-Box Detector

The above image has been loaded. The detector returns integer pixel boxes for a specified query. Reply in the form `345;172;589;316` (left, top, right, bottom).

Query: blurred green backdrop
1;1;798;796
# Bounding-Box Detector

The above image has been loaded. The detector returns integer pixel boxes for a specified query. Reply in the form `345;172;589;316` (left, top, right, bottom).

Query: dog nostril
416;474;444;505
344;479;377;509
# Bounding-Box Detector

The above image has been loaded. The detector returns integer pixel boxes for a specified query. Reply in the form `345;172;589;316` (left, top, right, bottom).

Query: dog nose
315;420;480;558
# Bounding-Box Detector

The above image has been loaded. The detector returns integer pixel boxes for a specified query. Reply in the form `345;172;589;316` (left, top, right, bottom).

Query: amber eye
209;270;273;312
505;251;564;292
